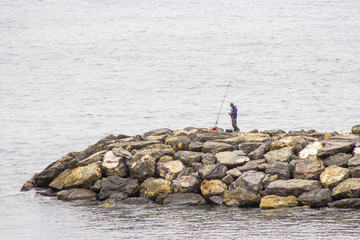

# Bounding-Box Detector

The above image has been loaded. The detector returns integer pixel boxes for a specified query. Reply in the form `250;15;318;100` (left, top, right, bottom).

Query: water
1;0;360;239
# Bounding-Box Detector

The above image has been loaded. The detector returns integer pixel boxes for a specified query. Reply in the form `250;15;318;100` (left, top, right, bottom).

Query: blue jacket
231;106;238;118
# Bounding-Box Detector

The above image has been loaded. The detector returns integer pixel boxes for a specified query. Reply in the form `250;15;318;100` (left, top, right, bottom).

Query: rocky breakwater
22;124;360;209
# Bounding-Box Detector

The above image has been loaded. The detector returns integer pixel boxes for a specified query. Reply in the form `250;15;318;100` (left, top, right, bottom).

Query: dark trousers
232;117;240;132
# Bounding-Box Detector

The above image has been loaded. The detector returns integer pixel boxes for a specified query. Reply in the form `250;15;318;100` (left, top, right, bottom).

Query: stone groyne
22;125;360;209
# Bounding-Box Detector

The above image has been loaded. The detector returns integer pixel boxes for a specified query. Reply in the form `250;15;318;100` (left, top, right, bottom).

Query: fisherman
228;103;240;132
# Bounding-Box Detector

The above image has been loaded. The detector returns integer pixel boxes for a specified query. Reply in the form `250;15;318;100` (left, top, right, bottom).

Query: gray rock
209;195;224;205
230;171;265;193
171;175;201;193
322;153;352;167
215;151;249;168
156;160;186;180
129;154;156;181
223;187;261;207
332;178;360;200
198;164;228;180
293;159;324;180
163;193;207;205
112;147;132;161
237;159;266;172
108;192;128;202
298;189;333;208
121;197;155;205
238;142;263;155
328;198;360;208
98;176;139;200
248;141;271;160
109;140;162;151
201;153;217;165
173;151;204;167
143;128;173;138
57;188;97;201
188;142;203;152
202;141;236;155
264;147;294;164
263;179;322;197
348;155;360;167
265;162;291;180
349;166;360;178
317;141;355;158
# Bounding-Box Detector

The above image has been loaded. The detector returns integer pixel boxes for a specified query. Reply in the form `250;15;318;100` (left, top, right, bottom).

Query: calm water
1;0;360;239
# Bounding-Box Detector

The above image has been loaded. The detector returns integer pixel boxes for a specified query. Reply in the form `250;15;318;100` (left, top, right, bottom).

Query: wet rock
173;151;203;167
317;141;355;158
260;195;299;209
188;142;203;152
264;147;294;164
238;142;262;155
98;176;139;200
237;159;266;172
157;160;186;180
348;155;360;167
215;151;249;168
332;178;360;200
57;188;97;201
171;175;201;193
165;135;191;151
293;159;324;180
129;154;156;181
200;179;227;199
298;141;323;159
263;179;322;197
352;124;360;134
298;189;333;207
322;153;352;167
265;162;291;180
209;195;224;205
37;188;58;197
49;162;102;190
198;164;228;180
230;171;265;193
223;187;261;207
328;198;360;208
139;178;172;202
320;165;350;188
202;141;236;154
21;178;36;191
248;141;271;160
108;192;128;202
163;193;207;205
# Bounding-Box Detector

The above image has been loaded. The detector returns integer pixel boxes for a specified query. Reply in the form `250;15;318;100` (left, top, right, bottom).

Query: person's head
230;103;234;107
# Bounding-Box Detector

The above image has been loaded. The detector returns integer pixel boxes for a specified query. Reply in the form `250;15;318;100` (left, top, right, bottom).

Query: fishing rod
213;80;231;130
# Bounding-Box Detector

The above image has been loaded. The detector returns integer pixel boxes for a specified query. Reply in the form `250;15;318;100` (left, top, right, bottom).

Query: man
228;103;240;132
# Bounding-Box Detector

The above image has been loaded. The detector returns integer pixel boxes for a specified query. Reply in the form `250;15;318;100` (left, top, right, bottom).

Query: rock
227;168;242;178
352;124;360;134
112;147;132;161
230;171;265;193
31;153;77;188
139;178;172;202
201;153;217;165
354;147;360;156
171;175;201;193
163;193;207;205
49;162;102;190
188;142;203;152
108;140;161;152
158;155;173;162
102;151;127;177
298;189;333;207
261;129;286;137
259;195;299;209
262;174;278;188
348;155;360;167
108;192;128;202
191;131;231;142
320;165;350;188
223;187;261;207
90;179;103;193
322;153;352;167
129;154;156;181
332;178;360;200
157;160;186;180
317;141;355;158
214;136;245;146
76;150;107;167
298;141;323;159
173;151;203;167
37;188;58;197
248;141;271;160
237;159;266;172
238;142;263;155
21;178;35;191
121;197;154;205
143;128;173;138
134;144;175;161
293;159;324;180
209;195;224;205
57;188;97;201
349;166;360;178
200;179;227;199
202;141;236;154
244;133;272;143
328;198;360;208
270;136;306;154
264;147;294;164
198;164;228;180
75;138;108;162
215;151;250;168
165;135;191;151
222;175;234;185
263;179;322;197
98;176;139;200
265;162;291;180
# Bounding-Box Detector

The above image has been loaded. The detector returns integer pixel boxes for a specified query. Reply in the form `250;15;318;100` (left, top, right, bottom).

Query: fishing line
213;80;231;129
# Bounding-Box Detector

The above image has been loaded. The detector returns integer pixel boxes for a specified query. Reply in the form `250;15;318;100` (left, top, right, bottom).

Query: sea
1;0;360;239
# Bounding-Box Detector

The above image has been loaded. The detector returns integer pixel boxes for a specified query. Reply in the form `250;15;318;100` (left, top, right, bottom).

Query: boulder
102;151;127;177
49;162;102;190
223;187;261;207
139;178;172;202
112;147;132;161
157;160;186;180
121;197;154;205
328;198;360;208
215;151;250;168
349;166;360;178
244;133;272;143
163;193;207;205
270;136;306;154
200;180;227;199
298;141;323;159
322;153;352;167
202;141;236;154
222;175;234;185
188;142;203;152
259;195;299;209
237;159;266;172
248;141;271;160
75;138;108;162
198;164;228;180
133;144;175;161
293;159;324;180
214;136;245;146
317;141;355;158
238;142;263;155
354;147;360;156
201;153;217;165
98;176;139;200
320;165;350;188
352;124;360;134
264;147;293;164
173;151;203;167
165;135;191;151
262;174;278;188
143;128;173;138
171;175;201;193
129;154;156;181
226;168;242;178
265;162;291;180
57;188;97;201
108;140;161;151
191;131;231;142
263;179;322;197
348;155;360;167
332;178;360;199
230;171;265;193
76;150;107;167
261;129;286;137
298;189;333;207
209;195;224;205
